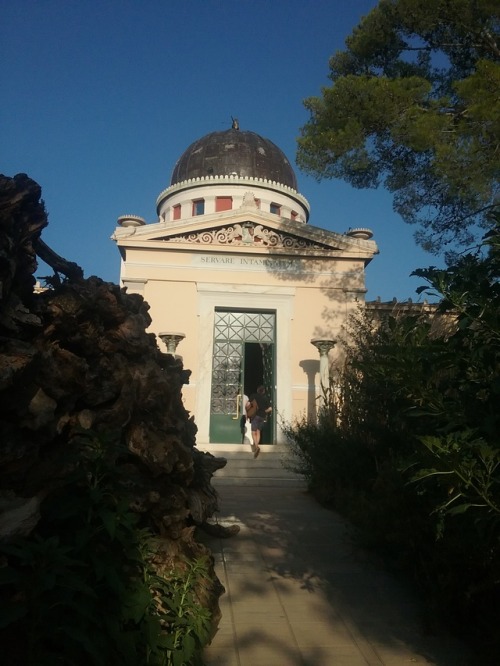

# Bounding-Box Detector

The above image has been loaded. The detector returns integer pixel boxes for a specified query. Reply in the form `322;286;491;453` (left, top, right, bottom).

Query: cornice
113;225;378;264
114;211;377;252
113;237;375;261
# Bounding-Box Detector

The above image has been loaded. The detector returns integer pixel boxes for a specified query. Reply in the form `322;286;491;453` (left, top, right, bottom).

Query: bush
283;220;500;656
0;432;212;666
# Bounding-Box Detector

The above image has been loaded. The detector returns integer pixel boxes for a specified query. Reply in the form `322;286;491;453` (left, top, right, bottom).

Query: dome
170;124;298;190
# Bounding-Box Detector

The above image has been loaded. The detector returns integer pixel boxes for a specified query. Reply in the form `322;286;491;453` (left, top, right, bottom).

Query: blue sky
1;0;444;301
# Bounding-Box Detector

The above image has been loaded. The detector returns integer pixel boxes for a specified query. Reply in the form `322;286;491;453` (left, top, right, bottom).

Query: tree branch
34;237;84;281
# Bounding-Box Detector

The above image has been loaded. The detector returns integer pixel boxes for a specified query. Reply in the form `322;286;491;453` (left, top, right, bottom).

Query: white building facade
112;123;378;448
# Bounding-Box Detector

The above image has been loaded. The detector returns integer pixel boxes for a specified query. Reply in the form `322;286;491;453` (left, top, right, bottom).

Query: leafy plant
148;556;212;666
412;432;500;520
0;431;213;666
283;222;500;655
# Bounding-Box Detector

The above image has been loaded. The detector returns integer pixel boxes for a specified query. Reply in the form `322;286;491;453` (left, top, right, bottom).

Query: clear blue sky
1;0;443;301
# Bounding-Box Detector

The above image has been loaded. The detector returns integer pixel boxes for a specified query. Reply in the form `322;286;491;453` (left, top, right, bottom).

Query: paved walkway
201;485;471;666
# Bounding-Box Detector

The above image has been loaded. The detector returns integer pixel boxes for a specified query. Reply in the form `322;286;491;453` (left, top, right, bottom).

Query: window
173;204;181;220
215;196;232;212
291;210;298;221
270;202;281;215
192;199;205;216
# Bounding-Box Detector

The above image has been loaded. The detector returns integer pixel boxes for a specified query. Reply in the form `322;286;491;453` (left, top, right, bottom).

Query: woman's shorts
251;416;265;432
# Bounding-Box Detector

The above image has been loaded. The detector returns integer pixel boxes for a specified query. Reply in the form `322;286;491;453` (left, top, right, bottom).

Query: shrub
283;220;500;654
0;432;212;666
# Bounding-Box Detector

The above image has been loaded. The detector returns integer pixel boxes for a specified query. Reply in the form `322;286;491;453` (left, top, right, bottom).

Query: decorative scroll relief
160;223;332;250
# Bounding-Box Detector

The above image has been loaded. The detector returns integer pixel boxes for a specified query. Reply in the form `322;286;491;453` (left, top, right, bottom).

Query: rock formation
0;173;234;662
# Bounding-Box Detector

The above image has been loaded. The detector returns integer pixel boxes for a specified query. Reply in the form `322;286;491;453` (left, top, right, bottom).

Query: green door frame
209;309;276;444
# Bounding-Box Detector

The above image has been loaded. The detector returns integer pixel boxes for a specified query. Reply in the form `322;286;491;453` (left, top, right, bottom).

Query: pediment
158;221;338;251
113;207;377;256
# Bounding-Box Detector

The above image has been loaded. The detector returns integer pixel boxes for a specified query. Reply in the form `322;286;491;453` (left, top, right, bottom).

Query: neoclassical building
112;122;378;448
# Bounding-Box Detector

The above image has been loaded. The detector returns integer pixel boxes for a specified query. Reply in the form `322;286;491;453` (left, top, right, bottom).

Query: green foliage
284;223;500;652
0;432;212;666
153;557;212;666
297;0;500;250
412;431;500;519
282;400;373;506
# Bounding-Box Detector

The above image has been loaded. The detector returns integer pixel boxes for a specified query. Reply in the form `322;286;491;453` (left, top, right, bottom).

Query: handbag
244;419;253;444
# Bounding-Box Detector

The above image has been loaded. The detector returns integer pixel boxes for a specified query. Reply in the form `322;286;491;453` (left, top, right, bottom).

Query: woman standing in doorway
246;385;272;458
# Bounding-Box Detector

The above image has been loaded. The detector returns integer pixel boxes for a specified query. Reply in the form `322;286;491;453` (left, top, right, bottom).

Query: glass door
209;310;275;444
209;340;244;443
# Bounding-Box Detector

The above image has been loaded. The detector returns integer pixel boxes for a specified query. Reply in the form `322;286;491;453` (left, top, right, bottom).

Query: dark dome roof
170;127;298;190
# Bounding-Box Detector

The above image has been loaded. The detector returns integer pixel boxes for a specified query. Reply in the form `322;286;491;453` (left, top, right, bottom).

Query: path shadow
201;485;473;666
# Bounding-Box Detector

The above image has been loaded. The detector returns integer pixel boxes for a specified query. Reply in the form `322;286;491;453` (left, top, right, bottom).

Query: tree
297;0;500;252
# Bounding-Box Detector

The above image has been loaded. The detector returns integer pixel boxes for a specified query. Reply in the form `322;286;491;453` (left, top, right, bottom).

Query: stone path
201;485;472;666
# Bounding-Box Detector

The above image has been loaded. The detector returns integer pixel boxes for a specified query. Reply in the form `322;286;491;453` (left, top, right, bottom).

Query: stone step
199;443;291;456
216;462;297;478
212;476;306;487
197;444;306;487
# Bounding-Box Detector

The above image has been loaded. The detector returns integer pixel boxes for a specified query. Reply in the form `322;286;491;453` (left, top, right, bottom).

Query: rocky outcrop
0;173;232;658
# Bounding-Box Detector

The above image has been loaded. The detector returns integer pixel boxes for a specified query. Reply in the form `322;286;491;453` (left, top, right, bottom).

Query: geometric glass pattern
214;310;275;343
261;342;274;399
